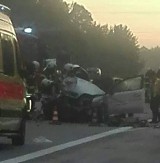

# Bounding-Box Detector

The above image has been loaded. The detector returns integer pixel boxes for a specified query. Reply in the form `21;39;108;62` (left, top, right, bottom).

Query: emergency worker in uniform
43;60;61;95
32;61;45;93
25;61;43;93
43;61;56;80
150;69;160;123
25;61;44;113
25;61;37;94
145;68;156;102
41;61;61;120
40;78;59;120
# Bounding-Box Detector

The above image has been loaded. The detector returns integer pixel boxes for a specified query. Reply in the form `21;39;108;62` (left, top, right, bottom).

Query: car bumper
0;117;21;132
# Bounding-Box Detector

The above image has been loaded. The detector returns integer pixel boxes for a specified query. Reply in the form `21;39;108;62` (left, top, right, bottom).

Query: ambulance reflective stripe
0;81;24;100
0;81;25;118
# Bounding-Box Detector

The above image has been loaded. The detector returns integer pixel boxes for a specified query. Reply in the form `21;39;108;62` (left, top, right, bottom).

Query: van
0;5;26;145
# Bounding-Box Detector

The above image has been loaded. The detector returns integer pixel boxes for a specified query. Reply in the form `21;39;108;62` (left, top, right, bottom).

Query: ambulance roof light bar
0;4;11;16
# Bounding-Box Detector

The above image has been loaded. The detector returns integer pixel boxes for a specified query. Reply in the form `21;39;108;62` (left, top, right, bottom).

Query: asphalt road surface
0;121;118;163
24;127;160;163
0;104;156;163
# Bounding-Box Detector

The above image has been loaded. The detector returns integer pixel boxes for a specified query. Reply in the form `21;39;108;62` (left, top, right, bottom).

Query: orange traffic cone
50;106;61;125
89;107;99;126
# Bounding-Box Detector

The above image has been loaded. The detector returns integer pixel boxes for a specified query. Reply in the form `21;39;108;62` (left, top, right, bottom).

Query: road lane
0;104;152;162
24;127;160;163
1;126;132;163
0;121;118;162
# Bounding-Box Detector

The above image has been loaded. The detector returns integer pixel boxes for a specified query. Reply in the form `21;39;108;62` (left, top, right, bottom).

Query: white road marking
1;127;132;163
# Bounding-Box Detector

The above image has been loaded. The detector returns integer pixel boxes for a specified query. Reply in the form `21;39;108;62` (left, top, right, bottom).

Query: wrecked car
91;75;146;123
59;64;105;122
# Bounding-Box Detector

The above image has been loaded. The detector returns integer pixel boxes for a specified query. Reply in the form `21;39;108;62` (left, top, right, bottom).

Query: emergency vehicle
0;5;26;145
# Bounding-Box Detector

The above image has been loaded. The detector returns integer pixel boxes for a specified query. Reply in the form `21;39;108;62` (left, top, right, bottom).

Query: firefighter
40;78;59;120
25;61;44;114
40;61;61;120
43;60;57;79
150;69;160;123
43;60;61;94
145;68;156;101
25;60;42;93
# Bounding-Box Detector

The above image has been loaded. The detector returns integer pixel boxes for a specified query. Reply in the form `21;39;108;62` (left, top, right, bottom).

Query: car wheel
97;104;109;124
103;108;109;124
107;115;121;127
12;119;26;146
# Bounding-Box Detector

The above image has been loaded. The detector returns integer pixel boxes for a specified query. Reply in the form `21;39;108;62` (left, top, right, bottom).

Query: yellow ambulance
0;5;26;145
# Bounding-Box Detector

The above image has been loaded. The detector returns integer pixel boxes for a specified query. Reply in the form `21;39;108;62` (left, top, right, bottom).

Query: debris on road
33;136;52;144
107;116;150;128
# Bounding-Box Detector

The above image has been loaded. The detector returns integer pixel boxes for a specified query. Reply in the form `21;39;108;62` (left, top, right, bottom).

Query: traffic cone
89;107;99;126
50;106;61;125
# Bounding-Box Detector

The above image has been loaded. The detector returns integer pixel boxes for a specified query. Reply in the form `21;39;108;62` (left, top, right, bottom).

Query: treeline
140;46;160;73
0;0;143;78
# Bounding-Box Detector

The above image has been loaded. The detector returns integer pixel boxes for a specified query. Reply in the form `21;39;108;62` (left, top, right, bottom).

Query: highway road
0;104;156;163
24;127;160;163
0;121;119;162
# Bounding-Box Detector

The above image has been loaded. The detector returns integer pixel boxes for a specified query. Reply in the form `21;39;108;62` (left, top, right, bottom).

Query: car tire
98;104;109;124
12;119;26;146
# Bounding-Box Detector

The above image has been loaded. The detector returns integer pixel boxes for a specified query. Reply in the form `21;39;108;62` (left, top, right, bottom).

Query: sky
65;0;160;48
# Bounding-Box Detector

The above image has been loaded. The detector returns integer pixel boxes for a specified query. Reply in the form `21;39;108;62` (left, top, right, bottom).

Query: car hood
62;77;105;98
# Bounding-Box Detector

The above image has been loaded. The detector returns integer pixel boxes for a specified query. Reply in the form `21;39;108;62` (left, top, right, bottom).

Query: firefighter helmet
43;59;57;73
64;63;74;72
32;61;40;72
41;78;53;88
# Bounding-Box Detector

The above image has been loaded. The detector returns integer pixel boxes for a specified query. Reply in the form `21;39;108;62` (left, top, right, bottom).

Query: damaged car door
107;76;145;115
